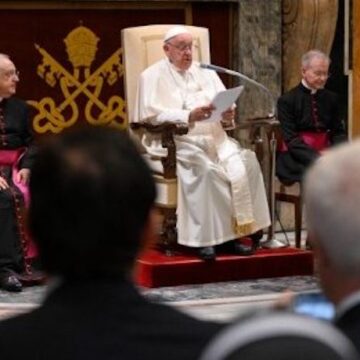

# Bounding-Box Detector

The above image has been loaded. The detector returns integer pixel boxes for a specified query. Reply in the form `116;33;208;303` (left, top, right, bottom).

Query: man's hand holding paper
189;104;216;122
220;107;236;130
203;85;244;123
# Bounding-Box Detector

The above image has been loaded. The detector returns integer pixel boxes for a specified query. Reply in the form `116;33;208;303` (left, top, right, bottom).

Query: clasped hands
0;169;30;190
189;104;235;129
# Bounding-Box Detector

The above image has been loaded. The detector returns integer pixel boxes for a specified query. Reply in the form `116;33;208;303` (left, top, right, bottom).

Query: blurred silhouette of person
0;126;223;360
135;25;270;260
277;49;347;183
305;140;360;352
0;53;37;292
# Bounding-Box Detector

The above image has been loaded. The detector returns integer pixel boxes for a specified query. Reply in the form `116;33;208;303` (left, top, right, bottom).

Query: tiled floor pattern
0;232;315;322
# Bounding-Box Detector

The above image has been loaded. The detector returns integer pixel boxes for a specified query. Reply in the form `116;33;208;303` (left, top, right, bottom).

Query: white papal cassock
134;58;270;248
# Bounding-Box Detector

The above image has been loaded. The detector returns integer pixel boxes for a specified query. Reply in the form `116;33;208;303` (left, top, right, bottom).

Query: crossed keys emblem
28;26;127;134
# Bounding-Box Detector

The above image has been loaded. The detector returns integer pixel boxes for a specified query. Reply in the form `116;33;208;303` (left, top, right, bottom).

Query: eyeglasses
0;69;20;80
167;42;194;53
310;70;330;79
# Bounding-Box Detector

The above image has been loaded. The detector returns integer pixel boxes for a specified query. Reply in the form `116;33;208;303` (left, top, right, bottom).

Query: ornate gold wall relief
28;25;126;134
282;0;338;91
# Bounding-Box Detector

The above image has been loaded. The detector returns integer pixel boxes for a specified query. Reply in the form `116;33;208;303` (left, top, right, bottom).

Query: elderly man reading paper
134;26;270;261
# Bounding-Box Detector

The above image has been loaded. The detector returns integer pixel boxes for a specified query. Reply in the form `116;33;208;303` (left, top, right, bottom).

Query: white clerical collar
166;58;194;78
301;79;317;94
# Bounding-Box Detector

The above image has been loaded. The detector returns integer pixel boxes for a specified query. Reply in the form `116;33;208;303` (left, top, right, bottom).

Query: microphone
200;63;285;248
200;63;276;117
199;63;231;74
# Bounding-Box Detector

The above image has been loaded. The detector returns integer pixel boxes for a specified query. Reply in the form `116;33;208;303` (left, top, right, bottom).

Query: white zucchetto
164;26;191;42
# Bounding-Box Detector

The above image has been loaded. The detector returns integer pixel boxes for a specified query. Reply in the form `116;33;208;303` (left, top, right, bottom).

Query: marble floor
0;232;316;323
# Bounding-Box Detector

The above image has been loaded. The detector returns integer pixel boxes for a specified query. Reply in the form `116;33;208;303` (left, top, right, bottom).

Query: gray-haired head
304;140;360;275
301;49;330;69
0;53;10;65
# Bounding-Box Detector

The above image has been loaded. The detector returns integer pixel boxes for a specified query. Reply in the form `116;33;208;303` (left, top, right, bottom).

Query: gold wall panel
282;0;338;91
28;26;126;133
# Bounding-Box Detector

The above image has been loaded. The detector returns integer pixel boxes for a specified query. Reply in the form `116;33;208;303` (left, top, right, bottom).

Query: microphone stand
200;63;276;117
262;127;288;249
201;63;287;248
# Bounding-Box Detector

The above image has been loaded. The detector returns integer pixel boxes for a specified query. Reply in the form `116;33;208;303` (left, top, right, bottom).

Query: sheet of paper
204;85;244;123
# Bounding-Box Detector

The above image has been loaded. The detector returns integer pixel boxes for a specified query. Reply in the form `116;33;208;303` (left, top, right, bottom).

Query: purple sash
0;148;30;206
279;131;330;153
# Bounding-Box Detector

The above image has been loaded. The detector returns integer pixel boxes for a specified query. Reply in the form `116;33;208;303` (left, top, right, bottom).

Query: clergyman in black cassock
0;54;36;292
276;50;347;182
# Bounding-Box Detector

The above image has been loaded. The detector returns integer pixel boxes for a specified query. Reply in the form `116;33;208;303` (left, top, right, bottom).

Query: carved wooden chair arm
130;121;188;135
239;116;280;130
130;121;189;179
235;116;280;163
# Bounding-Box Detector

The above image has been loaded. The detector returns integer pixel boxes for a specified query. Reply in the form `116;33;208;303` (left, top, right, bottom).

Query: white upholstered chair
121;25;210;254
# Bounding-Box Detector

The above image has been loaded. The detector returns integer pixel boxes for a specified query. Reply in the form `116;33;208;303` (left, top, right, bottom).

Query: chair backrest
121;24;211;123
199;311;359;360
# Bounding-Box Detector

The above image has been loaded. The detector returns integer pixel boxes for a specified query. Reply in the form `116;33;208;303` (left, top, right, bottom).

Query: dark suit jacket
335;303;360;353
0;279;222;360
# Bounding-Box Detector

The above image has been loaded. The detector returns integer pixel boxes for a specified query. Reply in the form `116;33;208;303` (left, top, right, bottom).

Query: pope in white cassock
134;26;271;260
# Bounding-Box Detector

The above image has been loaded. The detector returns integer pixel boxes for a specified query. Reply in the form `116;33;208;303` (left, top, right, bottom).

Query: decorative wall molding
236;0;282;120
282;0;339;91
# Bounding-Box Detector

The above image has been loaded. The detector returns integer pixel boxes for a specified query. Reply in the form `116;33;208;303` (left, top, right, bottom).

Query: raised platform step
135;247;313;288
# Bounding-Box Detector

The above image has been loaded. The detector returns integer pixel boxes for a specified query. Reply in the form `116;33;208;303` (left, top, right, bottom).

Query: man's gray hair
301;49;330;69
304;140;360;275
0;53;10;70
0;53;10;61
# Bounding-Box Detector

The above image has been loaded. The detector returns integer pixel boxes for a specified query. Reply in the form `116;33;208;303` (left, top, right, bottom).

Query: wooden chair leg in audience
275;192;303;248
160;208;177;256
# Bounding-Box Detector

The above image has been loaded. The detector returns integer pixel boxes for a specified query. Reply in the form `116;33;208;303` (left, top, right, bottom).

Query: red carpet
134;246;313;288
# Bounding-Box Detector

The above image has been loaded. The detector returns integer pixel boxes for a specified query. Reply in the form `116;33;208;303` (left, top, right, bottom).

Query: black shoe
232;241;254;256
0;273;23;292
17;270;47;286
250;230;263;250
218;240;254;256
198;246;216;261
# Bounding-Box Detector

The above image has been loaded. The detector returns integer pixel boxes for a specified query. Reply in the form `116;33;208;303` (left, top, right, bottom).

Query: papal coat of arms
28;25;126;134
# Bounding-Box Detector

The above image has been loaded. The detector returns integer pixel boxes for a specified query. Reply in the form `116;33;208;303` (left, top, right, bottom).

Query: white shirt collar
335;289;360;320
166;57;199;77
167;58;186;75
301;79;317;94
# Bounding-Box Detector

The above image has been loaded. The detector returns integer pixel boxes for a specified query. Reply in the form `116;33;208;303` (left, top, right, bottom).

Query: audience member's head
0;53;19;98
163;26;193;71
28;126;156;280
301;49;330;90
200;311;358;360
305;140;360;304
